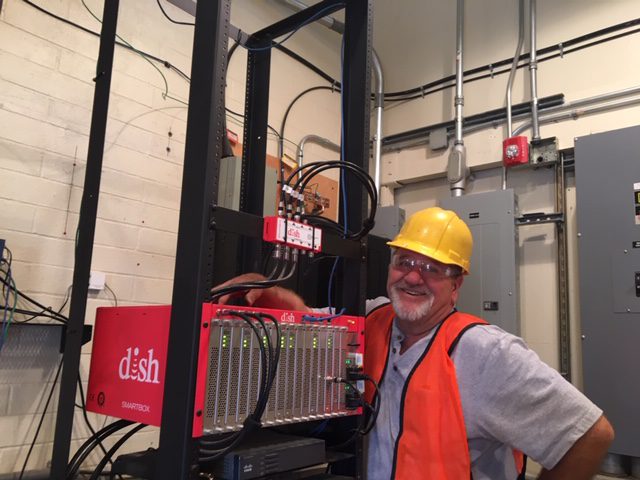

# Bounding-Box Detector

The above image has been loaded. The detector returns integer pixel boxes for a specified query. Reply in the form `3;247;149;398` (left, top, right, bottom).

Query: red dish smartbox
86;303;364;437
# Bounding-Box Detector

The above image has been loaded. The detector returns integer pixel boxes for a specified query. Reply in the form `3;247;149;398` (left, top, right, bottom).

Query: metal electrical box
371;205;406;240
441;189;520;335
575;126;640;457
217;156;277;217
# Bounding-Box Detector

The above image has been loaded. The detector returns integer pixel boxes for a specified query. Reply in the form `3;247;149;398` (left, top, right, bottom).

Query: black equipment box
211;430;326;480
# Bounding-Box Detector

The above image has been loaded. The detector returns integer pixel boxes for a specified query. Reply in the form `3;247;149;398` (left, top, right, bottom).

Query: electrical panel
441;189;520;335
575;126;640;457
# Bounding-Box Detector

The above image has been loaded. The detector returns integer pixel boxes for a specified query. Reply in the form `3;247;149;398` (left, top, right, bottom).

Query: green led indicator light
243;339;248;348
346;359;352;364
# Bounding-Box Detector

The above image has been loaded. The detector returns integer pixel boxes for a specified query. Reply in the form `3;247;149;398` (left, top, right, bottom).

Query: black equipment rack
49;1;373;478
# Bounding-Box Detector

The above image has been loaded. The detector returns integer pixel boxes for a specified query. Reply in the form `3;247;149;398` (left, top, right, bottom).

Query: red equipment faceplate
86;305;171;427
86;303;365;437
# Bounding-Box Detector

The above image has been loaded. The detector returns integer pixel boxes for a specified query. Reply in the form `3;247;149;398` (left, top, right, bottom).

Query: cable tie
489;64;494;79
558;42;564;58
242;415;262;432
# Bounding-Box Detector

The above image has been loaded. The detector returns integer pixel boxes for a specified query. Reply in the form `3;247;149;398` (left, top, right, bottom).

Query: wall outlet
89;271;106;291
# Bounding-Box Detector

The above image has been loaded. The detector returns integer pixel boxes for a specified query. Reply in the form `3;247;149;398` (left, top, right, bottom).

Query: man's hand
214;273;311;312
538;415;614;480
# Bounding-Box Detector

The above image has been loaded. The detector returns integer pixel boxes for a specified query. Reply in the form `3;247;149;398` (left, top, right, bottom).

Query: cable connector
346;369;367;382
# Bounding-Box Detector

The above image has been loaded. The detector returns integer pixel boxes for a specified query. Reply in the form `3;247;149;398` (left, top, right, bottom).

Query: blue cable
244;5;343;52
302;307;346;323
324;36;349;315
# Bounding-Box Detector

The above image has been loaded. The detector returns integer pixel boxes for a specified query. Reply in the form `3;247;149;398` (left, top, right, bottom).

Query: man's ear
451;275;464;305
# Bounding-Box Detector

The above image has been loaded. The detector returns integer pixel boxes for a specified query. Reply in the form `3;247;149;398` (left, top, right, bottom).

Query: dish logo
118;347;160;384
280;312;295;323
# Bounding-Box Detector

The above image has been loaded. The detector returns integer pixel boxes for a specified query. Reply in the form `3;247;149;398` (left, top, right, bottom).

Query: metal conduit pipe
503;0;525;190
296;134;340;167
372;50;384;204
529;0;541;140
511;96;640;136
463;85;640;137
275;0;385;203
448;0;467;197
506;0;526;137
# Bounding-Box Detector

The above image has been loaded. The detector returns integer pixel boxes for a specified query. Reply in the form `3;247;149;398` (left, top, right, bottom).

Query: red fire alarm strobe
503;136;529;167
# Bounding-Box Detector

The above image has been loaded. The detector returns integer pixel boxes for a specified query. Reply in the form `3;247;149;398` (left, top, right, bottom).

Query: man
218;207;613;480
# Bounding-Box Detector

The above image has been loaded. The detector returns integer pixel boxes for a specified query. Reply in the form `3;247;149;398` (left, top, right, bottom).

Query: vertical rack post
239;47;272;273
155;0;231;478
340;0;372;316
49;1;120;477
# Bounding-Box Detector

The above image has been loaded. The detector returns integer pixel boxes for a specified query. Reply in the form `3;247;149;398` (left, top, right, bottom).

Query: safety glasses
390;253;460;279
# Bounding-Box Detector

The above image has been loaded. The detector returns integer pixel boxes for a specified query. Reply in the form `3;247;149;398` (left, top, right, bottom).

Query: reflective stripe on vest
365;304;488;479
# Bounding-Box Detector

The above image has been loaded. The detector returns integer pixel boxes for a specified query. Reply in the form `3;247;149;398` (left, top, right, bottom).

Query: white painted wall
380;0;640;185
0;0;342;474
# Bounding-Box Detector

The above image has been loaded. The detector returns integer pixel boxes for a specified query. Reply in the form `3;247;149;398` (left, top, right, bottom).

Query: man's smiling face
386;248;464;332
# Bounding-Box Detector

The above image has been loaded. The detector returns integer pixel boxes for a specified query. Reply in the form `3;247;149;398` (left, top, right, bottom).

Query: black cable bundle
198;311;281;463
209;252;298;301
328;374;381;450
65;419;134;479
284;160;378;240
88;423;146;480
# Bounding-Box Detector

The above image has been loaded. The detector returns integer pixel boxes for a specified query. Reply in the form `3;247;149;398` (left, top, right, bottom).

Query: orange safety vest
364;303;525;480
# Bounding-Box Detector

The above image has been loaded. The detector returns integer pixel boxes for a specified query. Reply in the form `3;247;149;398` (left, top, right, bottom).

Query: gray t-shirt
365;305;602;480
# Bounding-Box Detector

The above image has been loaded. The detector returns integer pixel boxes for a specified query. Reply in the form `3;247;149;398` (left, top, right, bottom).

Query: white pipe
529;0;541;140
296;134;340;167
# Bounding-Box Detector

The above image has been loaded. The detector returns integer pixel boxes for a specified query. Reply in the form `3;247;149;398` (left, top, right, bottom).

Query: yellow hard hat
387;207;473;274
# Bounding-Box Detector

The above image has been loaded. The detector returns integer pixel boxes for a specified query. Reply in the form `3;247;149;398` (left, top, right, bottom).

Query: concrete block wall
0;0;343;474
